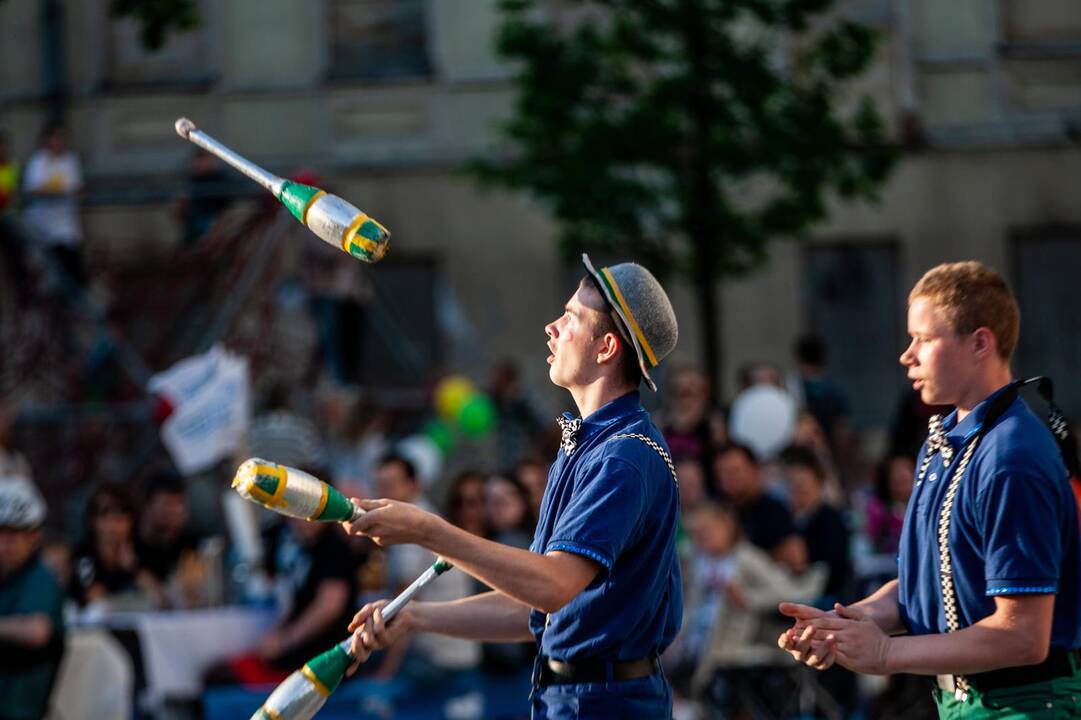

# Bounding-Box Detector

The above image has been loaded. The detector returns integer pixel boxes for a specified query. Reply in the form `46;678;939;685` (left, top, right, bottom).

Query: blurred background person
677;501;825;718
484;473;533;549
21;123;85;288
713;443;807;573
780;445;851;606
135;467;206;608
489;359;545;470
71;483;160;610
208;482;356;685
444;470;489;541
513;457;548;521
174;149;233;246
367;455;482;685
660;367;727;487
0;475;65;720
865;453;916;557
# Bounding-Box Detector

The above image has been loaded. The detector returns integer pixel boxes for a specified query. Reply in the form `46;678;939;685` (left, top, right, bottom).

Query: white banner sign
149;345;251;476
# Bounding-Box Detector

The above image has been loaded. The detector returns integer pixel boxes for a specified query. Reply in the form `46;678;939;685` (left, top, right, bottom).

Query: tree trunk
693;234;722;406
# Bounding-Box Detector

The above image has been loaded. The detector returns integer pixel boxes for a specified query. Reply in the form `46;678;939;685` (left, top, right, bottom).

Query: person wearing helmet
0;475;65;720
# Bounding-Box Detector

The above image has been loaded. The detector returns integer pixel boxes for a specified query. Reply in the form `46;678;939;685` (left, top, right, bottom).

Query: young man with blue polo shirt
343;255;683;718
778;261;1081;718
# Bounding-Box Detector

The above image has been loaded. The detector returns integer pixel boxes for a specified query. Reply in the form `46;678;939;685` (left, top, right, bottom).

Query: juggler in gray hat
582;254;678;392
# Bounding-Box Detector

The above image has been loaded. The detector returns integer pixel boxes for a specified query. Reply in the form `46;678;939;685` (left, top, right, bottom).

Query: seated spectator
865;453;915;556
659;367;726;487
781;445;851;605
135;468;204;607
484;474;533;548
368;455;480;683
673;456;708;558
513;457;548;520
480;474;536;674
675;502;825;708
72;484;160;610
0;476;65;720
713;443;807;573
209;476;356;684
445;470;488;540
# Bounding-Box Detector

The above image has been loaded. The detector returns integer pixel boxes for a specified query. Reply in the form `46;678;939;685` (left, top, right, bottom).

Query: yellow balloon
434;375;476;420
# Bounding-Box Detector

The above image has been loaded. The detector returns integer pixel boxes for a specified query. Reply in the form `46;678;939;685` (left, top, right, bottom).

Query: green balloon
424;419;455;454
458;395;496;436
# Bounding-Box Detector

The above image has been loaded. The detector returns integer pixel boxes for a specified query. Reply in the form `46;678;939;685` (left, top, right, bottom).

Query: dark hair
874;453;914;505
795;335;827;366
443;470;486;523
779;444;824;484
714;442;758;467
263;382;292;412
579;276;642;389
141;467;186;503
378;453;417;482
488;472;536;532
84;484;135;542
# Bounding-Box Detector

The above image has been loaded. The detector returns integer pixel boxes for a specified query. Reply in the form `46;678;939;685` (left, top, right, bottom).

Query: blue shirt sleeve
544;456;647;574
979;470;1063;595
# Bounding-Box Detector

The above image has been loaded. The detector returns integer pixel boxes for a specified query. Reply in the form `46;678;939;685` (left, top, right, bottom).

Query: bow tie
926;414;954;467
557;414;583;455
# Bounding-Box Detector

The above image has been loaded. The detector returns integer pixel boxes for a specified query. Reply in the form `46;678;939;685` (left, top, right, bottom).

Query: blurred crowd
0;122;949;720
0;329;951;719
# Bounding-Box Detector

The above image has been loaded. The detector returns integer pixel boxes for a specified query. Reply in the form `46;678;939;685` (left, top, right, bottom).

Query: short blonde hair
909;261;1020;360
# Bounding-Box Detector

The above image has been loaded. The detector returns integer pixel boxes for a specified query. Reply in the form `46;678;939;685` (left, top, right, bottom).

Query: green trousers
933;663;1081;719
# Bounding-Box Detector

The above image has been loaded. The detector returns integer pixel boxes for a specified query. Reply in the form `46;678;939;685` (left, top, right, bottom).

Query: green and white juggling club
250;558;453;720
174;118;390;263
232;458;364;522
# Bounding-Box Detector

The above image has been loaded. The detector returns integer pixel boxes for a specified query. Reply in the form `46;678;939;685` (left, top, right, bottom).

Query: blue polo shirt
529;391;683;662
898;385;1081;650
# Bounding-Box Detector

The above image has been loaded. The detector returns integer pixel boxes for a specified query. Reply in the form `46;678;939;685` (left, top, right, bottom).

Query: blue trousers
531;672;673;719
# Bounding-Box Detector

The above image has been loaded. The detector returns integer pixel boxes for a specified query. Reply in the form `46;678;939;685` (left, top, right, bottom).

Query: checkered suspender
609;433;679;485
936;433;983;702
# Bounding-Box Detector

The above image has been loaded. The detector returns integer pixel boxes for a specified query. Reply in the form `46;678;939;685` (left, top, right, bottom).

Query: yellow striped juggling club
174;118;389;263
250;558;453;720
232;459;363;523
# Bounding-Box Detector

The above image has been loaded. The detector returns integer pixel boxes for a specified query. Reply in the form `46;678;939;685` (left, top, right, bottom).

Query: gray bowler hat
582;254;678;392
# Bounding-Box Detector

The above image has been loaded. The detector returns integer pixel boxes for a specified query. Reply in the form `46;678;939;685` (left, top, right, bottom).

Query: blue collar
943;383;1016;445
561;391;642;443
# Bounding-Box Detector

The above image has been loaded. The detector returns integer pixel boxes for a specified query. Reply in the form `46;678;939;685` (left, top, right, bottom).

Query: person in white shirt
22;124;85;286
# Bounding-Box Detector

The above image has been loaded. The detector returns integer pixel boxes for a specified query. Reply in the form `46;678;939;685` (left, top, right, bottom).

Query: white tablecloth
75;606;275;703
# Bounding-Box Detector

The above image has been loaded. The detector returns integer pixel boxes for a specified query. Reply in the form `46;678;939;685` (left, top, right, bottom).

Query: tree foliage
471;0;897;282
111;0;200;51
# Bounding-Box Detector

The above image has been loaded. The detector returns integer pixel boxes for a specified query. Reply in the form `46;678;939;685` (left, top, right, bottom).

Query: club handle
176;118;284;195
338;559;453;656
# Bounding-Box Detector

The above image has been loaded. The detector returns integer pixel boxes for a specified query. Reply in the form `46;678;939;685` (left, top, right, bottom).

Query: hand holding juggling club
250;559;453;720
174;118;390;263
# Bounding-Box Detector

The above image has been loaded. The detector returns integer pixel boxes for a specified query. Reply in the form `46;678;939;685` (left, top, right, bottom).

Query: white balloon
396;435;444;489
728;385;798;460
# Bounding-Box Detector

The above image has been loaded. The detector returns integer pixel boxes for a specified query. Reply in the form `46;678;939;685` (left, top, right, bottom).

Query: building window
327;0;431;81
1012;228;1081;418
802;241;902;428
104;2;212;89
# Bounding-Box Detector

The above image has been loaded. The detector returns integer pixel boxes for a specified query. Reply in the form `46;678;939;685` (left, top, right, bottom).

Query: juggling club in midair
174;118;390;263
